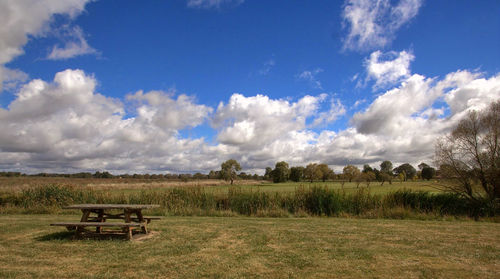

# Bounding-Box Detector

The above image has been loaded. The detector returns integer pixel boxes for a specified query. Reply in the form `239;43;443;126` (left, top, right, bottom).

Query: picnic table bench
50;204;161;240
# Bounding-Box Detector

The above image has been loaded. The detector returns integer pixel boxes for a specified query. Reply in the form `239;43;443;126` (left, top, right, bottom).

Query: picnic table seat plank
50;222;144;227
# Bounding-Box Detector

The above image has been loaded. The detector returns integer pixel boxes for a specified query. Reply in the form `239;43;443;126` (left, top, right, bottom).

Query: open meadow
0;177;499;278
0;215;499;279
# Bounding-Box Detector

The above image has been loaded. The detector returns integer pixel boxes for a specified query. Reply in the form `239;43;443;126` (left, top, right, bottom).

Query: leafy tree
289;166;304;182
421;167;436;180
304;163;322;182
318;163;334;182
221;159;241;185
343;165;360;182
193;172;207;179
379;172;392;185
418;162;430;170
435;101;500;203
272;161;290;183
362;171;376;187
380;161;393;175
362;164;373;173
208;170;220;179
264;167;273;181
393;163;417;181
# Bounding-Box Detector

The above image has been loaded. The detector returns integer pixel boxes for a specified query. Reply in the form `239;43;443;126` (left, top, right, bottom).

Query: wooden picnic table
51;204;160;240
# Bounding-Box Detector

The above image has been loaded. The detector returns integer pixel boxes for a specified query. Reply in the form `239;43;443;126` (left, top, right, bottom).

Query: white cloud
126;90;213;131
0;69;219;173
212;94;322;148
47;26;98;60
365;50;414;89
342;0;422;51
187;0;244;9
0;69;498;174
312;98;346;127
349;70;500;167
0;0;92;90
297;68;323;89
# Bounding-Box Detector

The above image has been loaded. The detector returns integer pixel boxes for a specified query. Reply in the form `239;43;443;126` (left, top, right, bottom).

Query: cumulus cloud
0;68;498;173
0;0;92;90
47;26;98;60
297;69;324;89
0;69;219;173
349;70;500;167
126;90;213;131
312;98;346;127
365;50;414;89
187;0;244;9
212;94;323;147
342;0;422;51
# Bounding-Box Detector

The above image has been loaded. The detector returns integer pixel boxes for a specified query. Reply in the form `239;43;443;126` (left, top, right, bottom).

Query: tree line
218;160;436;186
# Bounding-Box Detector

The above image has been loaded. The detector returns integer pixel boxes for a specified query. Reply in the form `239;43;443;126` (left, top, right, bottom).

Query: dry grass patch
0;215;498;278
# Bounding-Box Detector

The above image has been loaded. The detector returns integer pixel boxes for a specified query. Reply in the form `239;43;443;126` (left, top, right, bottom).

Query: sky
0;0;499;174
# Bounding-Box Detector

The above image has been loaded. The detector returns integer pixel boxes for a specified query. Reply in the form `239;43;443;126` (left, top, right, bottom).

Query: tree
343;165;360;182
362;171;376;187
380;161;393;175
435;101;500;203
220;159;241;185
272;161;290;183
393;163;417;181
379;172;392;185
362;164;373;173
289;166;304;182
264;167;273;181
418;162;430;170
318;163;334;182
421;167;436;180
304;163;322;182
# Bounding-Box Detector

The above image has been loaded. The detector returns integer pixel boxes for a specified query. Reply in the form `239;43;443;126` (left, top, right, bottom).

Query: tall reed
1;184;490;219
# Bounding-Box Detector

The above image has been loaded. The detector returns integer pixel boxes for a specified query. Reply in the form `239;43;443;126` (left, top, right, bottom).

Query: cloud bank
0;66;498;174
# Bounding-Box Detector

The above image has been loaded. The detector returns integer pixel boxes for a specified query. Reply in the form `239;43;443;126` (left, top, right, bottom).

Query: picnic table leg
76;209;91;235
124;209;133;239
96;209;104;233
135;210;148;234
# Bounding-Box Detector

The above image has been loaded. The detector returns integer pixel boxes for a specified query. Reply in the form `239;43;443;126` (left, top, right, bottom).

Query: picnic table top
62;204;160;210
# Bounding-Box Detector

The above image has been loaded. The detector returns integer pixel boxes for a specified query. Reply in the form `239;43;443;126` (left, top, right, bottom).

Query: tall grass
0;184;495;219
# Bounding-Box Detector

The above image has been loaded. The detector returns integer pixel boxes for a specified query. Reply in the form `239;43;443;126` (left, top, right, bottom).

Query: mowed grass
0;215;498;278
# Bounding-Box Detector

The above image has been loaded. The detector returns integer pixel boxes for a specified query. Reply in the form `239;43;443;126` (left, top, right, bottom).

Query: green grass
0;214;498;278
104;180;440;196
218;180;440;194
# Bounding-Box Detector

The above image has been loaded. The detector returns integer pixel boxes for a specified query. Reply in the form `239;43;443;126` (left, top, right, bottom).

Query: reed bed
1;184;497;219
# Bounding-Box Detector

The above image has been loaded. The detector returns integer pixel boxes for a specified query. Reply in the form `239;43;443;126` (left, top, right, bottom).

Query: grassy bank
1;184;496;219
0;215;498;278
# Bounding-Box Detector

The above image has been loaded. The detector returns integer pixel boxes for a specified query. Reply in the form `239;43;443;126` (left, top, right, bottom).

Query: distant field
0;176;440;195
0;215;498;278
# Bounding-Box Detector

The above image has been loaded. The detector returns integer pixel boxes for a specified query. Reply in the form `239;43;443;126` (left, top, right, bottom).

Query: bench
51;222;145;239
51;204;160;240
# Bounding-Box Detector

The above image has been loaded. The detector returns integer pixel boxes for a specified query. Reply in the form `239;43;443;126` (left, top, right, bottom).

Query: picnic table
50;204;161;240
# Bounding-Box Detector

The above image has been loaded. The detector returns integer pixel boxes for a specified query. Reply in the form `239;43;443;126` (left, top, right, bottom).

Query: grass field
0;176;440;195
0;214;498;278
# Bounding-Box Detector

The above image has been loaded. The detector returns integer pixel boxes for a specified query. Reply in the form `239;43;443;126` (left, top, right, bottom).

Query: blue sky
0;0;499;174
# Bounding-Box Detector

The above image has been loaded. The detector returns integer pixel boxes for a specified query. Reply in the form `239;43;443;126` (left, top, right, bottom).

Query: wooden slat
50;222;143;227
62;204;160;210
